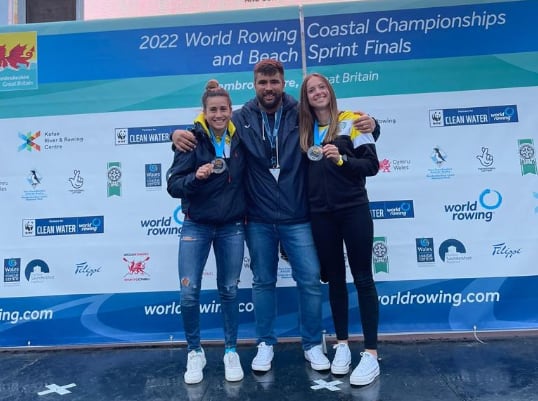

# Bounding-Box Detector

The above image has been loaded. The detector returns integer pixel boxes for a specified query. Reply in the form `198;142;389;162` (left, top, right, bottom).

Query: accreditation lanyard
209;127;227;158
313;121;328;146
261;106;283;168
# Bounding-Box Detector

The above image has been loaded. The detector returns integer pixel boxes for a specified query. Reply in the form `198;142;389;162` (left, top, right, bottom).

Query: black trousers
311;203;379;349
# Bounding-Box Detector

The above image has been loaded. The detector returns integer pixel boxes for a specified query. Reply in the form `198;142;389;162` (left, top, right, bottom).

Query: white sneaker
251;342;274;372
184;349;206;384
331;343;351;375
224;351;244;382
350;351;380;386
304;344;330;371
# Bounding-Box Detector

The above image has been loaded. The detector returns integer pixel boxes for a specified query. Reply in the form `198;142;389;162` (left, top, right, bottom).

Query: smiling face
254;72;284;113
305;75;331;112
204;95;232;136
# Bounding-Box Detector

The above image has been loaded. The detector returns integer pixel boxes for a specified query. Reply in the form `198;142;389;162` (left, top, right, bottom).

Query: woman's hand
195;163;214;180
322;144;341;164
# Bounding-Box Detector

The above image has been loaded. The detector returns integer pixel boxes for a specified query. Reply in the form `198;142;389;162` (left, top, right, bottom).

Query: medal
307;145;323;161
308;120;328;162
212;158;227;174
209;127;229;174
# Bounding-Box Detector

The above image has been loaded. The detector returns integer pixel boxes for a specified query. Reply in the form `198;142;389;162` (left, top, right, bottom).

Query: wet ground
1;332;537;401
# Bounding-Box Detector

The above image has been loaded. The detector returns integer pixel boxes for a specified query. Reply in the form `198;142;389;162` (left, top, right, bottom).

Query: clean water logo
430;105;518;127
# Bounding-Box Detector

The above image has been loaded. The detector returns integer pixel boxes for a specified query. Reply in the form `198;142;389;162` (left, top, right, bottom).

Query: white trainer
331;343;352;375
304;344;330;371
223;351;244;382
350;351;380;386
184;349;207;384
251;342;274;372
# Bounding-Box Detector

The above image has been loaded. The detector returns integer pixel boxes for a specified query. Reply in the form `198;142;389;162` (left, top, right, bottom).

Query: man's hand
352;111;376;133
171;129;197;152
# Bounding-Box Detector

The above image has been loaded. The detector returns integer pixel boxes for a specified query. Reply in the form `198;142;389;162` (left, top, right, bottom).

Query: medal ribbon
261;106;283;168
314;121;328;146
209;127;226;158
261;106;283;151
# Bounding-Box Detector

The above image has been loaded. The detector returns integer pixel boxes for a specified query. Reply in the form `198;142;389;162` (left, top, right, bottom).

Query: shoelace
226;353;240;367
333;344;348;362
256;344;272;358
188;353;204;368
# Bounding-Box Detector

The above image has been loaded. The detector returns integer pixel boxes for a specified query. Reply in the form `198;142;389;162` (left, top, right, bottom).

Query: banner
1;0;537;347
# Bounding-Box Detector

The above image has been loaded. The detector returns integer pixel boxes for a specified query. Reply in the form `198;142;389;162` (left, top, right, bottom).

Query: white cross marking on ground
310;379;343;391
38;383;77;396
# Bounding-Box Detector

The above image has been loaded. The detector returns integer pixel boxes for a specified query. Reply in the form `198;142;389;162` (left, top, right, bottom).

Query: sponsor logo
379;159;411;173
0;180;7;193
22;169;47;201
438;239;471;263
372;236;388;273
107;162;122;197
140;215;182;236
74;261;102;277
25;259;55;282
416;238;435;264
476;147;495;172
145;163;162;189
518;139;537;176
370;200;414;219
27;169;42;188
4;258;21;283
427;145;454;180
491;242;521;259
379;159;390;173
19;130;84;151
68;169;84;193
123;253;151;281
429;105;518;127
22;216;104;237
391;159;410;171
18;131;41;152
444;189;502;222
0;31;38;91
115;125;185;145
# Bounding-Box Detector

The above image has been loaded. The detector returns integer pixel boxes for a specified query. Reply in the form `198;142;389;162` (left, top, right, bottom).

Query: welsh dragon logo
0;43;35;70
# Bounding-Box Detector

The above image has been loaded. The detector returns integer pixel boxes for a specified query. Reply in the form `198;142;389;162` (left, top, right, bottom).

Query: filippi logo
444;189;502;222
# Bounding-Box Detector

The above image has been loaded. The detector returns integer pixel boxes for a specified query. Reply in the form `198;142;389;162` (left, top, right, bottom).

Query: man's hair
254;59;284;77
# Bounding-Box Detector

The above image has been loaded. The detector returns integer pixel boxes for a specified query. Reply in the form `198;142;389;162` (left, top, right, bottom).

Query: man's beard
257;91;283;112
